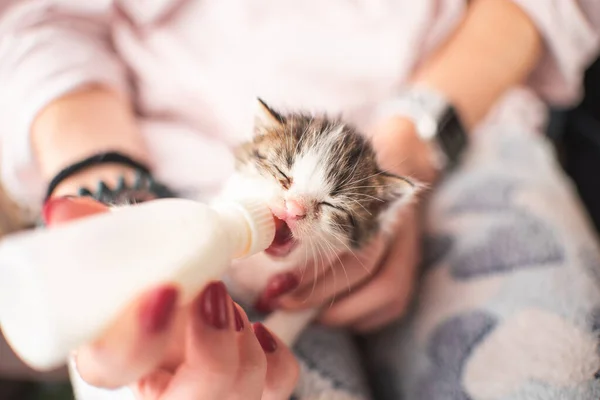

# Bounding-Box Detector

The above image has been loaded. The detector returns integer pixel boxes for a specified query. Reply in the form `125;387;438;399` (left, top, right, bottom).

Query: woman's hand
256;117;437;333
44;197;299;400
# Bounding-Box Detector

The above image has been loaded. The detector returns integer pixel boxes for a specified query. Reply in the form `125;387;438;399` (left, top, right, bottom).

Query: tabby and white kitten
221;99;419;344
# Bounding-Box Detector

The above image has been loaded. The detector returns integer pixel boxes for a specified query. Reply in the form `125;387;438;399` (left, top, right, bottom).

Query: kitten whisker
347;184;394;190
348;197;373;215
299;235;310;283
313;232;334;303
344;169;389;187
341;192;385;202
305;234;320;304
320;233;350;305
340;143;366;188
316;235;327;283
328;230;371;276
314;235;336;306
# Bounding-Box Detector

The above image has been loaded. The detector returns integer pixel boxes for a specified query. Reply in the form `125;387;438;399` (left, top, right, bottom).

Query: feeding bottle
0;197;275;371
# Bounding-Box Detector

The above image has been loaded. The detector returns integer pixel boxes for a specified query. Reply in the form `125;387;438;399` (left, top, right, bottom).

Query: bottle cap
224;198;275;257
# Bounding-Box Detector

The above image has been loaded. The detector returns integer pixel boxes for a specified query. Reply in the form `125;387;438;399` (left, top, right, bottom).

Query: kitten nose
285;199;306;220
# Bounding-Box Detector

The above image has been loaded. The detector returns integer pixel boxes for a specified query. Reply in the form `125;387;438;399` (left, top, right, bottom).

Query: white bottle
0;197;274;372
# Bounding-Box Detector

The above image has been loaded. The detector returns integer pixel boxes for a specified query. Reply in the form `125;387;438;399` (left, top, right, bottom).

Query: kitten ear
379;171;419;204
377;171;421;233
254;98;285;132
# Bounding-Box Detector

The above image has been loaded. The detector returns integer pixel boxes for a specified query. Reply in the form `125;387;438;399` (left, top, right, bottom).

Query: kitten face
229;99;417;260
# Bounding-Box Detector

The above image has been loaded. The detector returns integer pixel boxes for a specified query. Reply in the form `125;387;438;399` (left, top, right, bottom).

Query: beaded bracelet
77;169;176;206
44;151;176;206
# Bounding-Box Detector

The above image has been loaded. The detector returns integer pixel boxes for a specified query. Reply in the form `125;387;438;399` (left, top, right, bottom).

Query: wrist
32;87;149;181
49;164;139;198
409;0;542;129
375;83;469;175
43;151;176;207
372;117;440;186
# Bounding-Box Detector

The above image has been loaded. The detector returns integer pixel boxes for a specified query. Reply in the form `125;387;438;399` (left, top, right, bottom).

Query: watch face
437;107;468;167
379;89;468;169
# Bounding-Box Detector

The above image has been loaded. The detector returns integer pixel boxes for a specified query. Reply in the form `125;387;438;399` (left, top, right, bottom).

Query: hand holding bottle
46;197;299;399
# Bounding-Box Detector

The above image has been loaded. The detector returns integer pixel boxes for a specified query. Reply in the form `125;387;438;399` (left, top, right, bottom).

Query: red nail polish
266;272;300;297
254;272;299;313
42;197;71;225
197;281;230;329
233;305;244;332
42;196;108;226
139;286;179;334
253;323;278;353
254;296;277;314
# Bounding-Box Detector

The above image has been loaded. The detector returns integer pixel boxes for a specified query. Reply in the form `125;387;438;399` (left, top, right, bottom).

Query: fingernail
42;196;72;225
139;286;179;334
42;196;108;226
233;304;244;332
197;281;230;329
266;272;300;296
252;323;278;353
254;272;299;313
254;297;276;314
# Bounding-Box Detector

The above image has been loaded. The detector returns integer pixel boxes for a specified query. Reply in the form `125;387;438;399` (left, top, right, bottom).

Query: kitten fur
220;99;420;345
224;98;419;259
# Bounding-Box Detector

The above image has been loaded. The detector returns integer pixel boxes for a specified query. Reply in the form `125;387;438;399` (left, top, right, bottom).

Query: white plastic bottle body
0;198;252;371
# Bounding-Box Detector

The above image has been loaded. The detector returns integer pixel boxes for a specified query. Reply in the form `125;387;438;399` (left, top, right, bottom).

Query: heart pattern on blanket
463;308;600;399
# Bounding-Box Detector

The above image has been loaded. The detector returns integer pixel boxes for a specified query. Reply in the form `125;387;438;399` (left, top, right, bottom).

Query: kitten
221;99;420;344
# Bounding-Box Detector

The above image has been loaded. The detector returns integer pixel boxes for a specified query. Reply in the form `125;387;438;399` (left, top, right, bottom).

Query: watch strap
435;105;469;169
377;86;468;170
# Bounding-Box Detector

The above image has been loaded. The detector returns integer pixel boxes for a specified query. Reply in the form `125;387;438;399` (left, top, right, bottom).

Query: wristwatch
377;85;468;171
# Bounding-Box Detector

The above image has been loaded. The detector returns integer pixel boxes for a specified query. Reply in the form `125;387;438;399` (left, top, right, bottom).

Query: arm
32;87;149;197
411;0;542;130
0;1;148;377
346;0;600;332
376;0;600;183
0;2;147;202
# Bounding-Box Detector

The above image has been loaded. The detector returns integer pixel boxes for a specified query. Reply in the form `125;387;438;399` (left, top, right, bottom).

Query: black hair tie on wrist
44;151;175;204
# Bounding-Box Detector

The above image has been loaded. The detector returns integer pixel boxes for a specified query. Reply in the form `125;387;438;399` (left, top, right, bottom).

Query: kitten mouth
265;217;297;257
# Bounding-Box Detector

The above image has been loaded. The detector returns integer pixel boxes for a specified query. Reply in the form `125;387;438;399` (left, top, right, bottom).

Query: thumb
42;196;110;226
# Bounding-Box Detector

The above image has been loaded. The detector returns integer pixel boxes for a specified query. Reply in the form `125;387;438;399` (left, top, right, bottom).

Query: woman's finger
156;281;239;400
278;236;387;310
296;234;386;293
132;369;173;400
75;284;180;388
254;235;386;313
257;323;300;400
230;305;268;399
316;262;400;328
350;297;409;333
319;227;419;331
43;196;109;225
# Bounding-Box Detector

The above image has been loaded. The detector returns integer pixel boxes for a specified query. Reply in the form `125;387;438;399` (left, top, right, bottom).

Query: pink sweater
0;0;599;212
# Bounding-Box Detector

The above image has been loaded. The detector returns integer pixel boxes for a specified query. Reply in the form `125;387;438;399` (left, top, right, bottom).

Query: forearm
412;0;543;130
32;87;149;197
374;0;544;185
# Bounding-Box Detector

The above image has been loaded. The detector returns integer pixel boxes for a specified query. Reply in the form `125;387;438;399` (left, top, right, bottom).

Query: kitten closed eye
319;201;340;210
274;166;292;189
253;150;267;160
